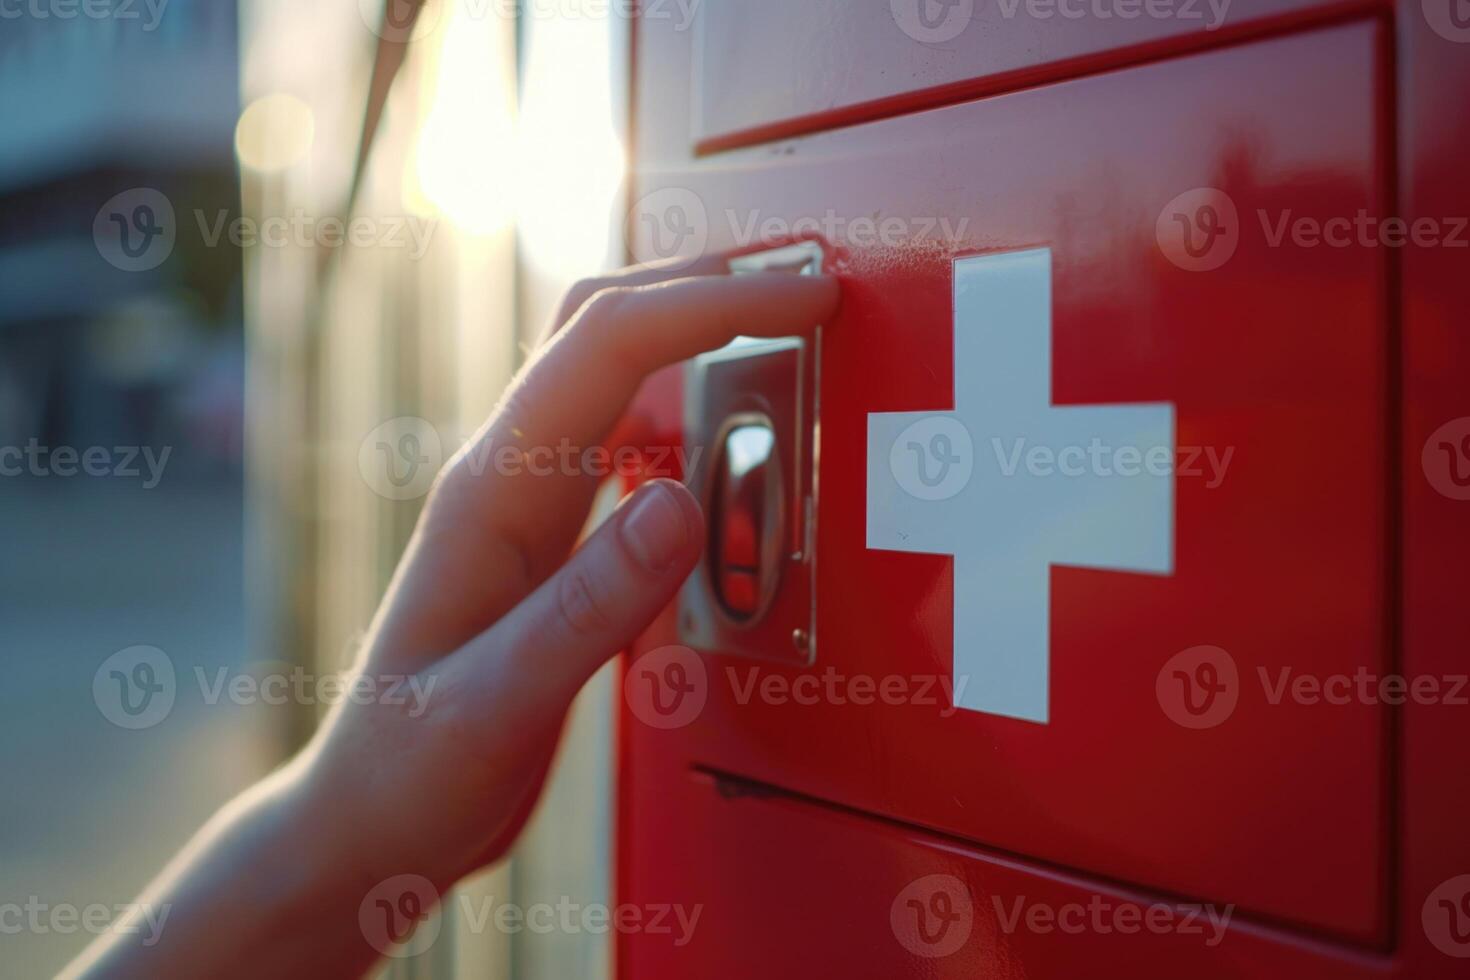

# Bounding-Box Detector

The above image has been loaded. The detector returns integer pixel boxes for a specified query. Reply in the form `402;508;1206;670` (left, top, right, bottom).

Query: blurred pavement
0;474;275;975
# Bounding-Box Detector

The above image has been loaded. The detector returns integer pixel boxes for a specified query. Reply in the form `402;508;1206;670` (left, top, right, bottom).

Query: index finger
496;272;840;473
541;253;732;344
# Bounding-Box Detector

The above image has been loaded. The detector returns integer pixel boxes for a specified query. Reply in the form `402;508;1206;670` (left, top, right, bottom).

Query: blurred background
0;1;629;975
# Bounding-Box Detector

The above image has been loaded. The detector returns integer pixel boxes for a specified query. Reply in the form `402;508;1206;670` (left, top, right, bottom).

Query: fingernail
620;483;688;572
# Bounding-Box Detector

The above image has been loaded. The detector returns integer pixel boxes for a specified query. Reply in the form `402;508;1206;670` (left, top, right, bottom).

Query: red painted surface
1397;0;1470;972
621;765;1394;978
692;0;1385;152
620;2;1469;976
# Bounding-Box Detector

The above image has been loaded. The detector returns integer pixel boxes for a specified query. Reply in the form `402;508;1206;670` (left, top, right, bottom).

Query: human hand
65;263;838;979
302;267;838;892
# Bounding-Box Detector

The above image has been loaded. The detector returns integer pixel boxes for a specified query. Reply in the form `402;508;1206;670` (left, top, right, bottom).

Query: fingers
513;273;839;456
370;270;837;671
442;273;833;596
550;272;840;379
434;479;704;740
542;254;732;345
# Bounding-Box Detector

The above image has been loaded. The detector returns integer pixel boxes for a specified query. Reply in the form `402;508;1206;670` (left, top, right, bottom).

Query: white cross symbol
866;248;1175;723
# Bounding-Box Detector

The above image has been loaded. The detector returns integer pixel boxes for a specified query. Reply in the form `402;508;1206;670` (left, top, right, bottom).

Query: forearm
61;758;384;979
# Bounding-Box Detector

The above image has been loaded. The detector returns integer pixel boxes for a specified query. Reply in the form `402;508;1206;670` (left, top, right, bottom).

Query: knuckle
554;278;608;328
580;285;633;327
556;566;613;637
422;450;480;521
432;450;472;494
574;287;644;369
569;276;613;307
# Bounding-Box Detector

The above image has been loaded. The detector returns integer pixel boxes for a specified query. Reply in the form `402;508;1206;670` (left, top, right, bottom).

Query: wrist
224;757;388;971
262;751;380;910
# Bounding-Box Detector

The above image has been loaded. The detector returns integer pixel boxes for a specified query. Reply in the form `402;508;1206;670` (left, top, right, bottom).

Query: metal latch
679;241;823;665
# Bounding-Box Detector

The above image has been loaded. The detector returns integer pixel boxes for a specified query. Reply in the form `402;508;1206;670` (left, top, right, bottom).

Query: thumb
437;479;704;739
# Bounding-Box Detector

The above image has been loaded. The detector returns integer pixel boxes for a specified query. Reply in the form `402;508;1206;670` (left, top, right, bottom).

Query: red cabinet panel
685;0;1384;150
620;766;1391;979
627;22;1389;941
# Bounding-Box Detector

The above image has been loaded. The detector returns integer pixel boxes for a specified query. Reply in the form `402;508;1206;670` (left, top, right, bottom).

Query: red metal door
619;1;1469;976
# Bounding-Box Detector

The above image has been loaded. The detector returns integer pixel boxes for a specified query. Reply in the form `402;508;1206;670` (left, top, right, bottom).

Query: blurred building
0;0;242;460
0;4;257;976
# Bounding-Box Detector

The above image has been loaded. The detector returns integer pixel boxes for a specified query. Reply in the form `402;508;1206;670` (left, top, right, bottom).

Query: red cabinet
622;1;1469;976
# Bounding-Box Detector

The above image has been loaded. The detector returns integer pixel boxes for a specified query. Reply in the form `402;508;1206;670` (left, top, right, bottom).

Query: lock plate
679;242;822;665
